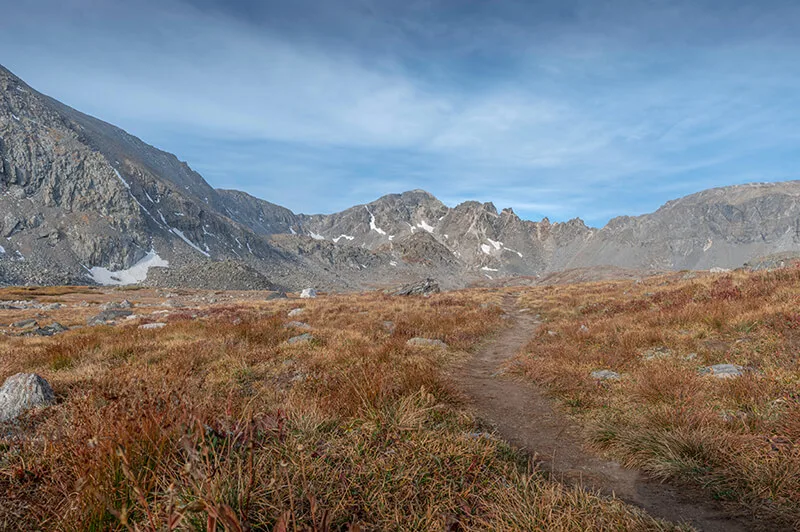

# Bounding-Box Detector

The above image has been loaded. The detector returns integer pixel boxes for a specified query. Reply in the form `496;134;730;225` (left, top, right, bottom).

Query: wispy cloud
2;0;800;225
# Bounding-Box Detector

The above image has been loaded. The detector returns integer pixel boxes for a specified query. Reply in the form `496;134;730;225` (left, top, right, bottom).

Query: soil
452;297;787;531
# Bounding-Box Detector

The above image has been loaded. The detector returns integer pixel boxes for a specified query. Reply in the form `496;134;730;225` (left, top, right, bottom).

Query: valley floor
0;270;797;530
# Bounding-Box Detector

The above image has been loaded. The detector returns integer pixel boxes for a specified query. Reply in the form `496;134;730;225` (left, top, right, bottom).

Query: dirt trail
452;298;776;532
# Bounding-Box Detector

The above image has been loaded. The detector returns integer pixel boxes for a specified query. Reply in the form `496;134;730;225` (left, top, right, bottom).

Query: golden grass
0;289;681;530
515;268;800;527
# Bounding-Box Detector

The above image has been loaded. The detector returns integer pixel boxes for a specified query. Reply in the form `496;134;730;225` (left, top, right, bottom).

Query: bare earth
452;296;781;532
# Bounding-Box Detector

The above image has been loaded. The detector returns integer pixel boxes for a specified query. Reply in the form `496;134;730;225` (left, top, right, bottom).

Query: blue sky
2;0;800;226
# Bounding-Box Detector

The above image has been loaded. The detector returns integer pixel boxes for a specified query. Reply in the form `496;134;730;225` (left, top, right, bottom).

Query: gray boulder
87;309;133;326
0;373;55;422
12;318;38;329
406;337;448;349
138;322;166;330
288;308;305;317
386;278;440;297
300;288;317;299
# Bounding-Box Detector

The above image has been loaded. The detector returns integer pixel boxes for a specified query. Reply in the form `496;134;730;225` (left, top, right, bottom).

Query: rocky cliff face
2;63;800;290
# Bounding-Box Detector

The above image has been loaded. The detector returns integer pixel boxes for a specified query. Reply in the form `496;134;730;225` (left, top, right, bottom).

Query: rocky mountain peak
3;63;800;290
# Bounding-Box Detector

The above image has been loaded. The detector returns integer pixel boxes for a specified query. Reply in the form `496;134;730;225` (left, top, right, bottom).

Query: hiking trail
452;296;778;531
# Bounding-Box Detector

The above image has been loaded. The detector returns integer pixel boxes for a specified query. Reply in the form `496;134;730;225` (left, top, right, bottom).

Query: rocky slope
2;63;800;289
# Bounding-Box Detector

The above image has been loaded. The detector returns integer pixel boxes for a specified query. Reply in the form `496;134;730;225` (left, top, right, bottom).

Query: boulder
386;278;440;297
0;373;55;422
87;309;133;326
300;288;317;299
139;322;166;330
12;318;38;329
406;337;448;349
288;308;305;317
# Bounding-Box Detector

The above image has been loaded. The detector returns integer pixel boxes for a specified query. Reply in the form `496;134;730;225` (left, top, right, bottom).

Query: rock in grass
700;364;743;379
288;308;305;317
0;373;55;422
300;288;317;299
12;318;38;329
386;278;440;297
287;333;314;344
87;309;133;326
591;370;620;380
284;321;311;330
406;337;448;349
139;322;166;330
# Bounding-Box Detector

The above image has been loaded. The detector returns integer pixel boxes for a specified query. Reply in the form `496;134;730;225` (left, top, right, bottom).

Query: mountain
2;63;800;289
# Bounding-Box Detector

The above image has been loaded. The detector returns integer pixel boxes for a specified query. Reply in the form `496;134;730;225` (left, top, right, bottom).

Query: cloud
2;0;800;226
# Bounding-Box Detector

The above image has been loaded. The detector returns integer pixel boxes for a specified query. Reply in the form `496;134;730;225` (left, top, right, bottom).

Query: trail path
452;297;777;531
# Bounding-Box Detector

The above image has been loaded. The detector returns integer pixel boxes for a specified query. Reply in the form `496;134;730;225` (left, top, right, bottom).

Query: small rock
139;322;166;330
579;325;589;334
300;288;317;299
701;364;743;379
547;330;558;336
288;308;305;317
385;278;440;297
87;309;133;326
383;321;396;333
287;333;314;344
591;370;620;380
12;318;38;329
41;303;62;311
406;337;448;349
0;373;55;423
284;321;311;330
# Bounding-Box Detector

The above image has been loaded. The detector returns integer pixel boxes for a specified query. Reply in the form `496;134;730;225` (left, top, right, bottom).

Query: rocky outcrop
386;278;440;296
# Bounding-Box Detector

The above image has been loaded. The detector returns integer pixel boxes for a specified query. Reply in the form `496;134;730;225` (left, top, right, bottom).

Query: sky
3;0;800;227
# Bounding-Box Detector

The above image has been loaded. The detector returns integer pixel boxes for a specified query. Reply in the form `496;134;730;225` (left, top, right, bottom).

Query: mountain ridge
2;62;800;290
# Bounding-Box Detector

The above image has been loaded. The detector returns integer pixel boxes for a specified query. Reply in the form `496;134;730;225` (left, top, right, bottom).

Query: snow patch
481;266;499;272
11;114;19;121
480;244;492;255
112;168;130;189
366;206;386;235
389;261;398;266
487;238;503;250
0;245;5;253
289;227;297;235
171;228;210;257
703;239;713;252
504;247;524;258
309;232;325;240
417;220;434;233
88;250;168;286
332;234;355;243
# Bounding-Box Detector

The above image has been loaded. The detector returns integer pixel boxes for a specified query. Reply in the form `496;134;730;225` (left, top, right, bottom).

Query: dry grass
0;289;680;531
515;268;800;527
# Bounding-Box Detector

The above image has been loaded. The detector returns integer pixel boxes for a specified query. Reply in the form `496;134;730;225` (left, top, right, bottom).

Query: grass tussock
515;268;800;526
1;289;679;530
